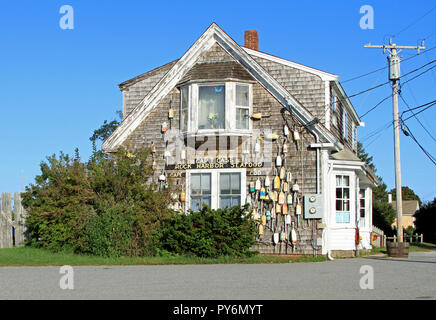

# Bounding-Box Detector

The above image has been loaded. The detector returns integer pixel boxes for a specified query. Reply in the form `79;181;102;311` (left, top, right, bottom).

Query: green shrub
159;205;257;258
22;148;174;257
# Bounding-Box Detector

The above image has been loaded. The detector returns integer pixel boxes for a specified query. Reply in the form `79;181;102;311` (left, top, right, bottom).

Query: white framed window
179;82;252;134
359;188;366;219
190;172;212;211
235;84;250;130
330;88;337;127
186;168;246;211
343;110;348;140
352;122;357;151
336;175;351;223
180;86;190;132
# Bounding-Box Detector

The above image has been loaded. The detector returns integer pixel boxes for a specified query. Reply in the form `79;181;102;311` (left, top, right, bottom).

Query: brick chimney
244;30;258;51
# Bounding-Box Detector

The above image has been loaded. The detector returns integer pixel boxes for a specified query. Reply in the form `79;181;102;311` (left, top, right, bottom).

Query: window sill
183;129;252;138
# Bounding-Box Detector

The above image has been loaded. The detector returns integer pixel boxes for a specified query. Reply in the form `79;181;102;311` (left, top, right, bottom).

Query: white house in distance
103;23;378;257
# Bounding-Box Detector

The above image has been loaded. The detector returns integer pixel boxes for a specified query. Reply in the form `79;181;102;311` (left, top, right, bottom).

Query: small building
103;23;378;256
389;195;420;230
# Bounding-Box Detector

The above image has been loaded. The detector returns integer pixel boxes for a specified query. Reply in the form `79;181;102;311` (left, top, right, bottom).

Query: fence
372;225;385;248
0;192;28;248
387;234;423;244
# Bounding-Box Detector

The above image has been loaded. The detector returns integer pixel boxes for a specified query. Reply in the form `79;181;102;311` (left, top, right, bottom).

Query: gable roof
390;200;420;215
102;23;342;153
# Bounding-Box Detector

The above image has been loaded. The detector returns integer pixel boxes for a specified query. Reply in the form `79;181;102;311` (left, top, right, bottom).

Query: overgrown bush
22;148;174;256
158;205;258;258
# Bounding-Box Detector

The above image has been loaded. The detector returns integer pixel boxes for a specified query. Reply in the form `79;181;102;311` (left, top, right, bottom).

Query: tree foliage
414;198;436;244
22;148;175;256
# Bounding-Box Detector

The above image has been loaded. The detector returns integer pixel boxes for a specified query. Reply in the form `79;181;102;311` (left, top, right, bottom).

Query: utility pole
364;39;425;243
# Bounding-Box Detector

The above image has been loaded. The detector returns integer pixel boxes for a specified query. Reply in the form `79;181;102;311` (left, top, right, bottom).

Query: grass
0;247;327;267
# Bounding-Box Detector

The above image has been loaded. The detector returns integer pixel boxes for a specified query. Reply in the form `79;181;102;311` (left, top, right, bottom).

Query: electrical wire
399;91;436;143
401;123;436;166
393;5;436;38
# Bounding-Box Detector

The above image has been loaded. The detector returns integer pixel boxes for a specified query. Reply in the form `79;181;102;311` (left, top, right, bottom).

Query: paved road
0;251;435;300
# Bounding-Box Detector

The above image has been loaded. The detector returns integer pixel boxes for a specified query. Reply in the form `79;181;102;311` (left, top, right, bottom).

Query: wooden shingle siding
121;60;179;118
120;43;322;254
250;56;327;125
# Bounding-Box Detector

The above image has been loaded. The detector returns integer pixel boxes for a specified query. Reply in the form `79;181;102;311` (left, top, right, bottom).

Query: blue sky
1;0;435;202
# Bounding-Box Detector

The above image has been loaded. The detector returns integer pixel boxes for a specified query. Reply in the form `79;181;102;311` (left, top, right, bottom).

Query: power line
359;94;392;119
401;100;436;122
402;122;436;166
341;46;436;83
393;5;436;38
399;91;436;143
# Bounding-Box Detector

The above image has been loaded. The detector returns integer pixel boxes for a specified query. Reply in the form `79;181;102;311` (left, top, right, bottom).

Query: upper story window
235;84;250;130
179;82;252;134
343;110;348;140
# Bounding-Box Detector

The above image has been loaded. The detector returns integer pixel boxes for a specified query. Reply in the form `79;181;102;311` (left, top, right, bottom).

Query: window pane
201;173;211;194
202;196;211;207
220;196;231;209
343;212;350;223
343;176;350;186
336;200;343;211
220;173;231;195
191;174;201;195
343;200;350;212
360;189;365;198
231;173;241;194
336;212;343;223
191;198;201;211
231;196;241;207
360;208;365;218
236;107;249;130
180;87;189;131
336;176;342;187
236;85;249;106
198;85;225;129
343;188;350;199
336;188;343;199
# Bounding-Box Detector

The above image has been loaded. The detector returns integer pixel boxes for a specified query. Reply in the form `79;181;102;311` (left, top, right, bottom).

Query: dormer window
179;82;252;134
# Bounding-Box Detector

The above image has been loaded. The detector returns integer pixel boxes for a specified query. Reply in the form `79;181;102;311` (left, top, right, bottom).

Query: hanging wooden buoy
180;149;186;160
266;133;279;141
278;191;285;205
275;202;281;214
283;142;288;154
276;155;282;167
251;113;262;120
273;233;279;244
282;203;288;215
274;175;281;190
254;141;261;154
296;202;302;215
286;172;292;183
266;210;271;221
285;214;291;225
255;178;261;191
261;214;267;226
168;107;174;119
180;192;186;202
151;142;156;154
292;181;300;192
161;122;168;133
293;127;300;141
291;227;297;245
260;187;266;200
284;124;289;136
264;176;270;187
287;194;293;205
283;181;289;192
158;173;166;181
259;224;264;235
249;181;255;193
